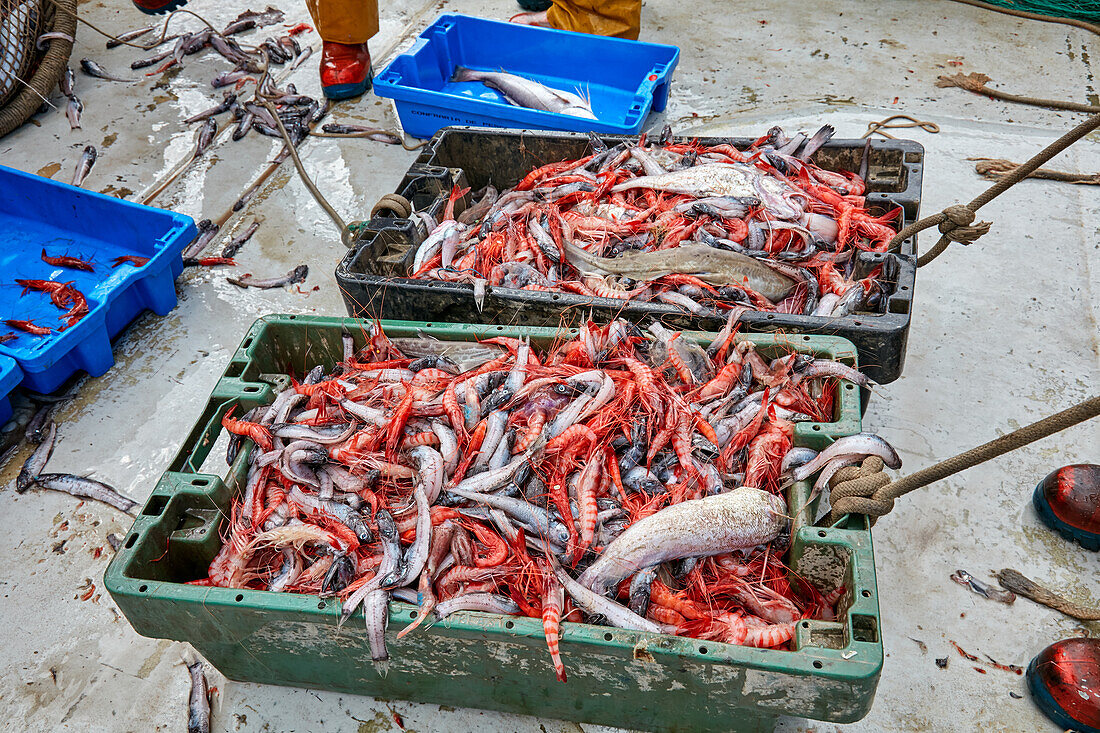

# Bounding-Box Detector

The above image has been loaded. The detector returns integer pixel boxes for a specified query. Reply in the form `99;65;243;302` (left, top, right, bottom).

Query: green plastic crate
104;316;881;733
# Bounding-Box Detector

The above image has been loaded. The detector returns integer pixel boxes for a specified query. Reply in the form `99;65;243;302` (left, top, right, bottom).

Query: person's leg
540;0;641;40
306;0;381;100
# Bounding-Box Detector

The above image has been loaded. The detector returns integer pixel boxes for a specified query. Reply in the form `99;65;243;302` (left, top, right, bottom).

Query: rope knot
937;205;992;245
828;456;893;521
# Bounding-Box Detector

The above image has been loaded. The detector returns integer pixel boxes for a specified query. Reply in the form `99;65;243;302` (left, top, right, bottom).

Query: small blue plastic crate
374;13;679;138
0;165;196;394
0;355;22;425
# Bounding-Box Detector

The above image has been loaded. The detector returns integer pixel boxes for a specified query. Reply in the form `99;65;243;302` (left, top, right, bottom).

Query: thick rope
969;157;1100;185
937;72;1100;114
995;569;1100;620
889;112;1100;266
0;0;77;137
821;394;1100;526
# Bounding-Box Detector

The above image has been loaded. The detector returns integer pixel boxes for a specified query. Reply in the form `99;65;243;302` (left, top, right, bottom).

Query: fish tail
451;66;476;82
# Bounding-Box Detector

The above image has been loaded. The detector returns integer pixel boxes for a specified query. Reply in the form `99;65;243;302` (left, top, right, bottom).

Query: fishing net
0;0;74;137
978;0;1100;21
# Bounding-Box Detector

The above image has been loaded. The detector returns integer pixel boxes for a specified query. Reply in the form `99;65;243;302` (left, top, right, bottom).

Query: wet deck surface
0;0;1098;730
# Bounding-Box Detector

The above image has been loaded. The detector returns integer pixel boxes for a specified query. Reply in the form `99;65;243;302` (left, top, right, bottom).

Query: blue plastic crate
0;355;22;426
373;13;679;138
0;165;196;394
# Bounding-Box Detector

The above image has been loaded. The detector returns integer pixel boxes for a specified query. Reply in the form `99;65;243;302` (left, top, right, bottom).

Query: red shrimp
742;619;795;648
513;409;546;453
400;431;439;450
542;580;567;682
743;417;792;491
467;522;509;568
699;360;743;400
5;320;51;335
221;407;273;451
574;459;601;561
41;249;95;272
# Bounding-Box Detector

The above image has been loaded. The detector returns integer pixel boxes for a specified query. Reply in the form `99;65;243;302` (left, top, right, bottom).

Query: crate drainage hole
818;530;827;537
138;584;148;592
235;594;244;602
862;590;872;598
813;660;823;669
604;632;613;641
699;646;708;654
125;534;138;549
845;384;854;390
317;601;326;609
191;478;209;486
802;621;811;628
142;495;168;516
505;621;515;629
410;611;417;618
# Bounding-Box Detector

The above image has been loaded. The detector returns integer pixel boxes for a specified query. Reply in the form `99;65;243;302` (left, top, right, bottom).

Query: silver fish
790;432;902;483
34;473;139;514
579;487;788;595
79;58;133;82
229;6;285;28
227;265;308;289
16;422;55;493
59;66;75;97
222;220;259;258
182;219;219;260
554;561;664;634
66;96;83;130
106;25;153;49
434;592;521;620
797;124;835;161
452;66;596;120
186;659;211;733
612;163;762;198
195;118;217;156
564;241;796;301
131;48;173;70
951;569;1016;604
184;94;236;124
70;145;97;187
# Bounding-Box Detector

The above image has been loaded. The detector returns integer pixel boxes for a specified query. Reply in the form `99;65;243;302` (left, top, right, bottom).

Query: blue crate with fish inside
373;13;679;138
0;165;196;394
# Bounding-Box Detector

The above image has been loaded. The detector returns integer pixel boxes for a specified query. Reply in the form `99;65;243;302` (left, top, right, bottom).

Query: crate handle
169;396;234;474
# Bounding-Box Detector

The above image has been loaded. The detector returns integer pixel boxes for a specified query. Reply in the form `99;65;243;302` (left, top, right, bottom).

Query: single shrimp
222;407;274;451
542;578;567;682
5;320;51;335
41;249;95;272
742;618;795;648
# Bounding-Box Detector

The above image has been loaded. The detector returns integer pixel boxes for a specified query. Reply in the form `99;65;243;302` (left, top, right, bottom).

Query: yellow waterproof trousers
304;1;641;45
305;0;379;45
548;0;641;40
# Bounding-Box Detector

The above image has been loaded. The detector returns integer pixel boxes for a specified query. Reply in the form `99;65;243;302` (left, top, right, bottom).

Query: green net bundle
979;0;1100;21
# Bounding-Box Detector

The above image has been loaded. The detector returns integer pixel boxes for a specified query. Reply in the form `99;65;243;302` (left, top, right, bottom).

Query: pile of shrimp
199;318;876;680
408;125;900;319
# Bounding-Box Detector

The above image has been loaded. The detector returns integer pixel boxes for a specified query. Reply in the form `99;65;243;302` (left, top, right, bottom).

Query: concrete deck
0;0;1097;730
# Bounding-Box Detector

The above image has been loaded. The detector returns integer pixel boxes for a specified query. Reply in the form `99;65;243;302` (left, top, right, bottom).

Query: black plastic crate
336;127;922;383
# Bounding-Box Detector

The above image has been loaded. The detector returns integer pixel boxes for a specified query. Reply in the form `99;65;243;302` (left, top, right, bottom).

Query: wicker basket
0;0;76;137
